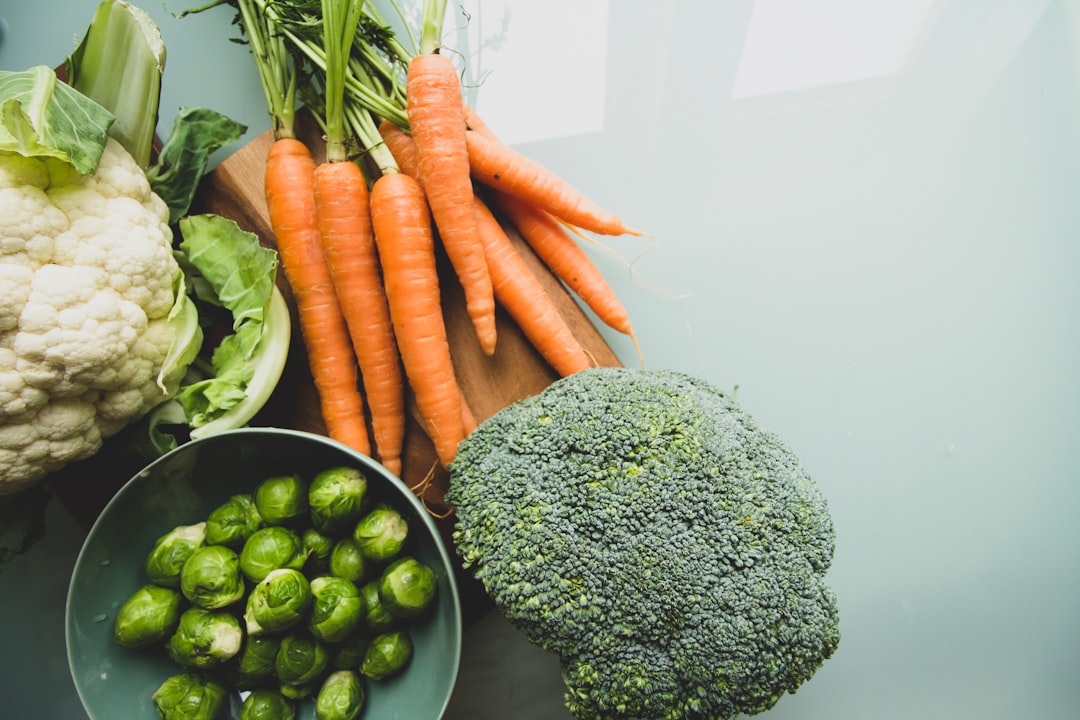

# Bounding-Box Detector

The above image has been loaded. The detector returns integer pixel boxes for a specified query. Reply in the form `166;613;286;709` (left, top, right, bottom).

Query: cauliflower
0;138;199;493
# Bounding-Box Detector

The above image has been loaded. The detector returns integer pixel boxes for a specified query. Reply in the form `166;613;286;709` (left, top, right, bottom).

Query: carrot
265;138;371;454
370;171;465;468
473;197;592;376
493;190;634;337
463;104;492;136
406;52;497;355
314;160;404;474
460;391;477;435
454;110;636;339
380;120;591;376
211;0;370;452
465;129;644;237
311;0;403;473
377;120;421;181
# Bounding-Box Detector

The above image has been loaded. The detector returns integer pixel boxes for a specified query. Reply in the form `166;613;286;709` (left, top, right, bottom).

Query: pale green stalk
277;24;409;126
239;0;298;138
66;0;165;168
417;0;448;55
344;102;398;174
182;0;298;137
320;0;368;162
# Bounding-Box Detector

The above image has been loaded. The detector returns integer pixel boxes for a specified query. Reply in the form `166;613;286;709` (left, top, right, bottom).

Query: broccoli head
446;367;839;720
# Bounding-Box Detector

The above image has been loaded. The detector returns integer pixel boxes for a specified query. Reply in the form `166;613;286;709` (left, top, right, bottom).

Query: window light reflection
731;0;935;98
456;0;610;146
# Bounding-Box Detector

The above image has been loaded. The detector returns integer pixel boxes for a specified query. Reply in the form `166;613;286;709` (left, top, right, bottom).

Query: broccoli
446;367;840;720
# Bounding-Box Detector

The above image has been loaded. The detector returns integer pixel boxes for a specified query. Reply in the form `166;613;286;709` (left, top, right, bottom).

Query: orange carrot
406;53;497;355
460;392;477;435
465;129;643;237
455;111;636;339
378;120;421;180
265;138;371;454
370;171;465;468
463;104;492;136
473;198;592;377
381;120;590;376
493;190;634;337
302;0;401;470
314;159;405;475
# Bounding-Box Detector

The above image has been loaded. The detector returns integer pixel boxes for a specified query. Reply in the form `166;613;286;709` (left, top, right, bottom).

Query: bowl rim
65;426;463;719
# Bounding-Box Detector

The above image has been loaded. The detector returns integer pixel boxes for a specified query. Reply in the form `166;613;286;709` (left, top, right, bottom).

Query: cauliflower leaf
149;214;290;452
0;66;113;175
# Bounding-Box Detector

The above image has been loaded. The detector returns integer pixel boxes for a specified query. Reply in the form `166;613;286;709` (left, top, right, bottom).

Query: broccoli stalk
447;367;840;720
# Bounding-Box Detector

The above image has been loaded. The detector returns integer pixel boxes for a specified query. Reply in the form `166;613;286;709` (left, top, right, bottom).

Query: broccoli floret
446;367;839;720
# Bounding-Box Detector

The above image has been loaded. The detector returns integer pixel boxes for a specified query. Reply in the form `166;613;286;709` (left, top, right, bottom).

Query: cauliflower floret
95;315;180;435
0;348;48;418
0;265;34;333
0;138;191;494
0;184;66;268
15;264;149;388
49;144;176;315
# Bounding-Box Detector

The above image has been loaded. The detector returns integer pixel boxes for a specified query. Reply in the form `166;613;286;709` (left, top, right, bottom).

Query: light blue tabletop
2;1;1079;719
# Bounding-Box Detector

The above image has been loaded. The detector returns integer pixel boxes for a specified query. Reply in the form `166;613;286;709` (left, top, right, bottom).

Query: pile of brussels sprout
111;465;441;720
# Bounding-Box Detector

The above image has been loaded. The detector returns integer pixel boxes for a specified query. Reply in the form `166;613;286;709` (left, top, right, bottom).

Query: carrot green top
319;0;366;163
418;0;449;56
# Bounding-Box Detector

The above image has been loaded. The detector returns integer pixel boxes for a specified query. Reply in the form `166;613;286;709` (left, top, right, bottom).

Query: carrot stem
418;0;449;56
235;0;297;139
319;0;366;162
277;23;410;127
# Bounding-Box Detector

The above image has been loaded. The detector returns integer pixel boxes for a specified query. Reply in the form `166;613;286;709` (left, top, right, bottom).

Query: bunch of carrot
211;0;641;480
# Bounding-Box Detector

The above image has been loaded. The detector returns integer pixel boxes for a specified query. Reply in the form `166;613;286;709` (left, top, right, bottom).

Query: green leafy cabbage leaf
0;66;113;174
150;214;291;453
148;107;247;224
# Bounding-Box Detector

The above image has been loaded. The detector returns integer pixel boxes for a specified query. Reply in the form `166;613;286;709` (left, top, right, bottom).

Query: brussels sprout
357;580;396;633
245;568;312;636
112;584;183;648
275;631;330;686
308;466;369;535
239;689;296;720
151;672;229;720
378;557;437;619
240;526;307;583
352;505;408;562
328;538;369;584
330;631;372;671
232;634;282;688
180;545;246;609
308;576;363;643
167;607;243;670
145;523;207;589
314;670;365;720
360;630;412;681
254;474;309;527
205;494;263;549
302;528;334;575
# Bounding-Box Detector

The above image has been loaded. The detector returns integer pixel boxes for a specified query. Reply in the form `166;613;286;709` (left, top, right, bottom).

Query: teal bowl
66;428;462;719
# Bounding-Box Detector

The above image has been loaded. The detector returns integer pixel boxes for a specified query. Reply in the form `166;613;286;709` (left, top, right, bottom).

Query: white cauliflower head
0;138;198;493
